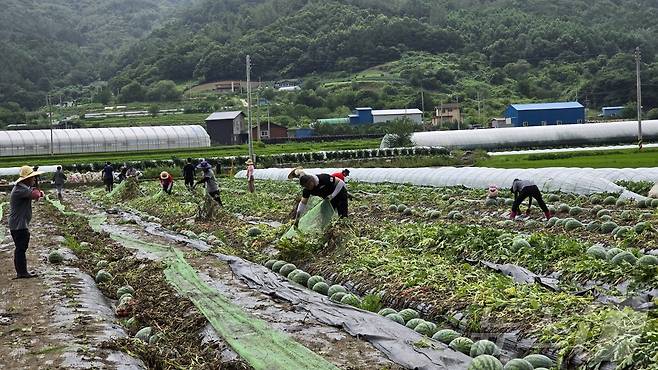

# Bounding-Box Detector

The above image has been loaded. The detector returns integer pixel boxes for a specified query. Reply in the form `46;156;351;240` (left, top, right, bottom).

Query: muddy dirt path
0;192;144;369
62;191;403;370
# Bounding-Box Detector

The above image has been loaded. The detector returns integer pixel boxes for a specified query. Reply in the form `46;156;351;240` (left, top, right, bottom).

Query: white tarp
236;167;657;199
382;120;658;150
489;143;658;156
0;165;60;177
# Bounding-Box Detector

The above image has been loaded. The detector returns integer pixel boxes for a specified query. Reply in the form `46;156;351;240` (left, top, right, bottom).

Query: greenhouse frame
0;125;210;156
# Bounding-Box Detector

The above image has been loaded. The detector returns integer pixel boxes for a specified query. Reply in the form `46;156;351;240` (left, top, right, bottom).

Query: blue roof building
505;102;585;127
602;106;624;118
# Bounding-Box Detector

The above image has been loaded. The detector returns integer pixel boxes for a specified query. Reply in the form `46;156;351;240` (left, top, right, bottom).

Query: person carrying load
160;171;174;194
294;173;348;227
510;179;552;220
194;161;222;206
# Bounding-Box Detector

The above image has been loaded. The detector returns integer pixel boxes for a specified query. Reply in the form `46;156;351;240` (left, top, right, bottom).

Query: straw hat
16;165;43;183
160;171;169;180
287;166;305;180
246;159;254;165
196;161;211;169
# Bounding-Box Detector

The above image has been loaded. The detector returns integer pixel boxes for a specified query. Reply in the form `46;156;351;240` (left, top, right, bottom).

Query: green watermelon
634;222;652;234
397;205;407;213
125;317;139;329
307;275;325;289
591;205;604;214
388;205;398;212
119;293;133;302
469;355;503;370
505;199;514;206
292;271;311;286
414;322;437;336
264;259;277;269
429;211;441;219
272;261;287;272
511;239;530;252
432;329;461;344
502;220;515;227
470;340;501;357
95;270;113;283
597;209;611;218
613;226;632;239
637;255;658;267
378;308;397;316
586;221;601;232
402;208;413;216
600;221;618;234
523;354;554;368
119;295;133;306
449;337;474;355
524;220;540;229
453;212;464;220
398;308;419;323
606;247;624;260
312;281;330;295
603;196;617;205
405;318;425;330
386;313;405;325
637;199;648;208
328;285;347;297
279;263;296;277
547;217;559;227
615;199;627;207
48;251;64;264
135;327;152;342
287;269;301;280
599;215;613;222
621;210;634;221
586;245;607;260
340;294;361;307
330;292;347;303
442;194;451;201
503;358;534;370
652;199;658;207
557;203;570;213
611;251;637;266
589;195;602;204
641;212;654;220
564;219;584;231
555;218;567;227
96;260;109;269
485;198;498;207
148;333;162;345
548;194;560;202
117;285;135;298
569;207;583;216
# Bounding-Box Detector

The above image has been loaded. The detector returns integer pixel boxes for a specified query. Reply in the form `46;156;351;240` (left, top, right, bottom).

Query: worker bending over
510;179;552;220
160;171;174;194
295;174;348;227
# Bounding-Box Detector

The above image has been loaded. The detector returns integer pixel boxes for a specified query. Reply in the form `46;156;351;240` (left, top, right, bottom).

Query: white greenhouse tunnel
235;167;658;199
381;120;658;150
0;125;210;157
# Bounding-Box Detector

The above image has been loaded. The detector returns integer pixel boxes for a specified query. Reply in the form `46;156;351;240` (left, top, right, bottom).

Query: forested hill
0;0;195;109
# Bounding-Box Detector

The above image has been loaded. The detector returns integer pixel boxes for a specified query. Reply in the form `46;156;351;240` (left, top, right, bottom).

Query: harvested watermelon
405;318;425;330
279;263;296;277
547;217;559;227
135;327;152;342
586;245;607;260
312;282;330;295
398;308;419;323
615;199;626;207
564;219;583;231
597;209;611;218
603;196;617;205
264;260;277;269
386;313;405;325
634;222;652;234
48;251;64;264
621;210;634;221
523;354;554;368
388;205;398;212
449;337;474;355
606;247;624;260
600;221;618;234
340;294;361;307
307;275;325;289
330;292;347;303
402;208;413;216
468;355;502;370
470;340;501;357
557;203;570;213
611;251;637;266
292;271;311;286
378;308;397;316
511;239;530;252
568;207;583;216
117;285;135;298
548;194;560;202
638;255;658;267
433;329;461;344
414;322;437;336
589;195;602;204
586;221;601;232
397;205;407;213
485;198;498;207
272;261;286;272
96;260;109;269
247;228;262;237
502;358;533;370
652;199;658;207
148;333;162;345
452;212;464;220
613;226;632;239
95;270;113;284
505;199;514;206
328;285;347;297
287;269;300;280
637;199;647;208
125;317;139;329
429;211;441;219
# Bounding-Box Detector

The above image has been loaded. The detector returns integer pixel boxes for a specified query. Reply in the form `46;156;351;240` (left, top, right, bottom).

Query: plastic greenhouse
0;125;210;156
236;167;658;199
381;120;658;150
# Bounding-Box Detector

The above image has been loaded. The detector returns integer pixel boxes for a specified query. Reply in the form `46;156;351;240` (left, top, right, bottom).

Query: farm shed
0;125;210;157
349;108;423;125
505;102;585;127
205;111;246;145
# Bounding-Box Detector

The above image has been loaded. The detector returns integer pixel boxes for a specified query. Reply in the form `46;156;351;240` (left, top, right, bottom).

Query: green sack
282;198;335;239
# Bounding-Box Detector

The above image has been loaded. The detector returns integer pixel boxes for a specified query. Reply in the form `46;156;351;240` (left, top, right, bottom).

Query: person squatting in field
294;173;348;228
160;171;174;194
510;179;552;220
194;161;222;206
8;166;45;279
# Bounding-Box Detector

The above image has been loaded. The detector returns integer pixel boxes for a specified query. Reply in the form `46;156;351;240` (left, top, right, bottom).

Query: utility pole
47;94;54;155
476;91;482;127
256;85;261;141
635;46;643;150
246;55;254;161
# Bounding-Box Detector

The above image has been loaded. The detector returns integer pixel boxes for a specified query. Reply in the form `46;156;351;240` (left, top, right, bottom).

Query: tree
146;80;181;102
383;118;416;147
94;86;112;105
148;104;160;117
118;82;145;103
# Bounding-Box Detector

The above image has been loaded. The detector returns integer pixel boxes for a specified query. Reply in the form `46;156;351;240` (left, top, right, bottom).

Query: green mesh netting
282;199;336;239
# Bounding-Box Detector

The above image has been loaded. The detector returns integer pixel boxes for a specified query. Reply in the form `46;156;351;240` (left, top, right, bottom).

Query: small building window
542;120;547;126
523;121;529;127
556;120;562;125
261;130;269;138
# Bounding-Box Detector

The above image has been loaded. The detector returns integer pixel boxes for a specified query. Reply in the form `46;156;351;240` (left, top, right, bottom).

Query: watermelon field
1;175;657;370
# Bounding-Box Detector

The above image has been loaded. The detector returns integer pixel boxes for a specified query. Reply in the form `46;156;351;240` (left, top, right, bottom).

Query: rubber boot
544;211;553;220
509;211;517;220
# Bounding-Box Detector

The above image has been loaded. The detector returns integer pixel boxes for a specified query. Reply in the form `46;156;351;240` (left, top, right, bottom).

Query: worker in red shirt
331;169;350;181
160;171;174;194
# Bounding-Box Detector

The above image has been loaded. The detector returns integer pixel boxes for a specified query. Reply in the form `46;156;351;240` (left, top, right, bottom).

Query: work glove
325;195;333;201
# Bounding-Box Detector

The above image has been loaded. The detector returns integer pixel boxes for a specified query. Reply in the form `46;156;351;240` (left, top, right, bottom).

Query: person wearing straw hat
159;171;174;195
8;166;45;279
287;166;305;180
194;161;222;205
246;159;255;193
294;173;348;227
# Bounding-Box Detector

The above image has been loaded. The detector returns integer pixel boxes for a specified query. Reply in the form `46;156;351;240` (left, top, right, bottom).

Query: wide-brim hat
160;171;169;180
196;161;211;169
16;165;44;183
246;159;254;165
287;166;305;180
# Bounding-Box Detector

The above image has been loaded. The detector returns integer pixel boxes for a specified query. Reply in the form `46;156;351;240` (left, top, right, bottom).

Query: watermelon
119;293;133;302
398;308;419;323
292;271;311;286
95;270;113;284
523;354;554;368
615;199;627;207
621;210;634;221
449;337;474;355
117;285;135;298
591;205;603;214
386;313;405;325
468;355;503;370
470;340;501;357
638;255;658;267
586;245;607;260
557;203;570;213
603;196;617;205
429;211;441;219
547;205;556;213
135;327;152;342
599;215;613;222
634;222;651;234
589;195;602;204
279;263;296;277
606;248;624;260
652;199;658;207
330;292;347;303
569;207;583;216
48;251;64;264
524;220;540;229
613;226;632;239
555;219;567;228
340;294;361;307
307;275;325;289
505;199;514;206
600;221;618;234
378;308;397;316
397;205;407;213
511;239;530;252
432;329;461;344
611;251;637;266
402;208;413;216
287;269;301;280
272;261;287;272
586;221;601;232
264;260;278;269
125;317;139;329
307;281;327;295
548;194;560;202
564;219;583;231
388;205;398;212
148;333;162;345
597;209;611;218
442;194;451;201
96;260;109;269
637;199;648;208
503;358;534;370
485;198;498;207
405;318;425;330
414;322;437;336
641;212;654;220
453;212;464;220
547;217;559;227
328;285;347;297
